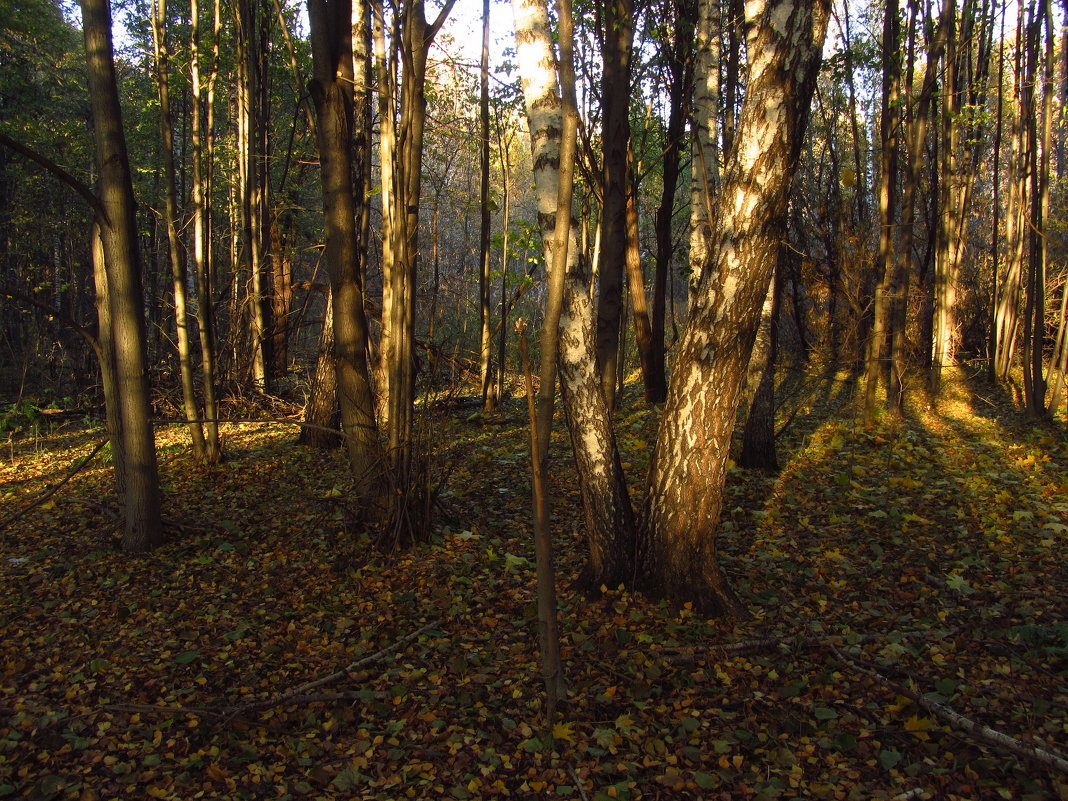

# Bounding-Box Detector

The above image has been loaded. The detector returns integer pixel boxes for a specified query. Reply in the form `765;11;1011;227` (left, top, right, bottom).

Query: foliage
0;375;1065;799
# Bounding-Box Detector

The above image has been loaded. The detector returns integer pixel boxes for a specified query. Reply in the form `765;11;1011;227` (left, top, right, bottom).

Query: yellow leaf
552;721;575;743
904;714;935;739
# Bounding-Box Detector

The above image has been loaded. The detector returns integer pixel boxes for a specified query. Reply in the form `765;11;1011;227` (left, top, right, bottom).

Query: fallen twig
0;438;110;531
831;644;1068;777
663;628;953;662
104;621;441;721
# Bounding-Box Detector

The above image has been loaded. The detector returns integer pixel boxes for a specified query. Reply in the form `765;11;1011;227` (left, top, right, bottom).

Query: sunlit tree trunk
479;0;494;412
995;10;1028;381
639;0;829;615
863;0;901;420
190;0;221;461
151;0;207;459
687;0;721;297
81;0;163;551
512;0;636;590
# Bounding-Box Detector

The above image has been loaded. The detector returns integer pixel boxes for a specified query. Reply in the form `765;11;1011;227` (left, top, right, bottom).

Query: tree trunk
478;0;494;412
298;291;341;449
189;0;221;462
649;0;695;404
638;0;829;616
739;260;780;471
151;0;207;460
595;0;634;413
863;0;900;420
91;220;127;500
512;0;636;591
81;0;163;552
308;0;385;509
688;0;722;299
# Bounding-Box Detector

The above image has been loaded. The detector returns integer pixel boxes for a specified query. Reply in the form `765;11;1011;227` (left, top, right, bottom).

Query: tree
150;0;209;460
512;0;636;591
307;0;385;509
595;0;635;412
863;0;901;420
637;0;830;614
81;0;163;552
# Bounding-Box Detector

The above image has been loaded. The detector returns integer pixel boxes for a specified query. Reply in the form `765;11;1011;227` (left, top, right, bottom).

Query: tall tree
595;0;634;412
637;0;830;614
150;0;208;460
863;0;901;419
307;0;385;508
478;0;495;412
649;0;695;403
80;0;163;551
512;0;636;591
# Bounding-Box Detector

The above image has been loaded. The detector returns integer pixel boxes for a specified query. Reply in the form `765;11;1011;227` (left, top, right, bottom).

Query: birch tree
638;0;830;614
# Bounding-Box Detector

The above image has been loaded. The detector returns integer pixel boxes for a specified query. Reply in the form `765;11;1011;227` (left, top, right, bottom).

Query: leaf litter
0;376;1065;800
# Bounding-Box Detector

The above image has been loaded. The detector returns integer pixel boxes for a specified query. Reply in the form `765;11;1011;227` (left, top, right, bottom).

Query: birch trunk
639;0;829;615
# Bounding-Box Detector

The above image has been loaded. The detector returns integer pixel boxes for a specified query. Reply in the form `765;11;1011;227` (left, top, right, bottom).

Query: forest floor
0;367;1066;801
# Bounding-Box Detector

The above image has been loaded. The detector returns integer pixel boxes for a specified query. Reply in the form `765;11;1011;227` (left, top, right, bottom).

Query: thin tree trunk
479;0;494;412
649;0;694;404
190;0;221;461
512;0;636;592
595;0;634;413
151;0;207;458
863;0;901;420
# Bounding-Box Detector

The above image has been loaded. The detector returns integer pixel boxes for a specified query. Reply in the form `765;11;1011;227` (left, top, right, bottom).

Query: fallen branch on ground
663;628;954;662
0;439;109;531
103;620;441;721
831;644;1068;777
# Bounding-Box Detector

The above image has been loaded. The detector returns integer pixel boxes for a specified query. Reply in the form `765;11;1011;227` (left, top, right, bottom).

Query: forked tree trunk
638;0;829;616
81;0;163;552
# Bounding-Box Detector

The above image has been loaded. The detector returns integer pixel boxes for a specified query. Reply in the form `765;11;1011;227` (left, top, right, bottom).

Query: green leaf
879;749;903;770
693;771;717;790
813;706;838;720
174;650;200;665
934;678;958;697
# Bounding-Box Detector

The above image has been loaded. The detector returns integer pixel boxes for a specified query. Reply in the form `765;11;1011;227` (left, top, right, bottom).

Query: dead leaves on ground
0;384;1066;800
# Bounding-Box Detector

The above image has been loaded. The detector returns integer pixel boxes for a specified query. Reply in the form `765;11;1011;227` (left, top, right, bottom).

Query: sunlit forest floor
1;367;1066;800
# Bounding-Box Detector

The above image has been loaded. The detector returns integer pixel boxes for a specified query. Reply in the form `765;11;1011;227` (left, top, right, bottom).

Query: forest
1;0;1067;797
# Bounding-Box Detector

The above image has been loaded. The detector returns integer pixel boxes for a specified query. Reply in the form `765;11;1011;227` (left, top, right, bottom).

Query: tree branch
0;131;108;222
832;644;1068;777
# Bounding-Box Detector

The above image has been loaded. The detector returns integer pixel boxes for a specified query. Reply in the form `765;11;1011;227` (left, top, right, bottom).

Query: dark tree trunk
81;0;163;551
